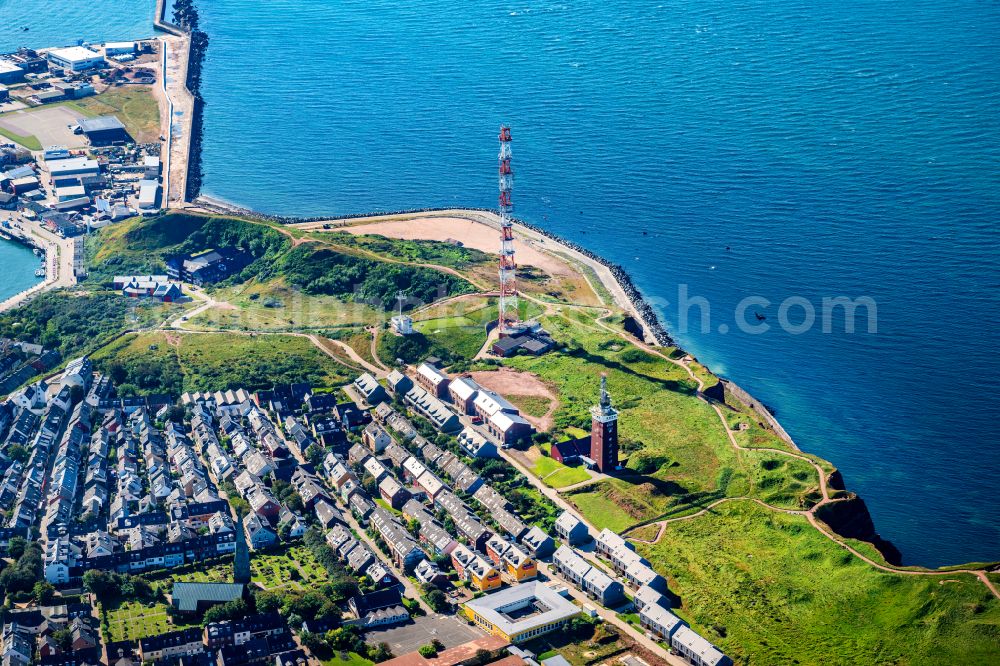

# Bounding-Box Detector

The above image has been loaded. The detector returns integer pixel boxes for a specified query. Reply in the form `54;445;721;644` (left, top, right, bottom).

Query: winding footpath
588;312;1000;599
149;210;1000;599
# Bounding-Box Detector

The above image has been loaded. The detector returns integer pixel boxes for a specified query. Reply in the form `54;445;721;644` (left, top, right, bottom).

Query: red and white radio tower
497;125;519;336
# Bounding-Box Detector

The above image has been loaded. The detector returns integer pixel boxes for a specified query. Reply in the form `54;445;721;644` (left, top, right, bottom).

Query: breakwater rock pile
514;217;674;348
171;0;208;198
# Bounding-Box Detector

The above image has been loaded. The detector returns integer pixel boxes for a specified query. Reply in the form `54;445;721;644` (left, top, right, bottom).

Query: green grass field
508;394;552;419
91;330;353;395
411;297;545;364
636;502;1000;665
322;653;375;666
508;311;820;527
0;125;41;150
66;86;161;142
312;231;492;270
188;278;377;332
103;599;197;643
531;452;592;489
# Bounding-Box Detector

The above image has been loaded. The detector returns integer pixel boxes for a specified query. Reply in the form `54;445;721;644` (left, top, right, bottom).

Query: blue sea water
0;239;42;303
0;0;154;51
4;0;999;567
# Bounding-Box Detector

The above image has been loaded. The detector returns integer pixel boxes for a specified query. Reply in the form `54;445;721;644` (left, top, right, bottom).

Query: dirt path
587;313;1000;599
469;368;559;431
368;326;390;373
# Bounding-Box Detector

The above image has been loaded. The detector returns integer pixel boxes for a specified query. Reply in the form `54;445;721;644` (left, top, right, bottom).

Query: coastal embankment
156;0;206;201
153;0;198;205
0;221;74;313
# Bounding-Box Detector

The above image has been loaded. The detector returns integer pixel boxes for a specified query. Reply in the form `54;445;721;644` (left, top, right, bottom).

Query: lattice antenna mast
498;125;518;333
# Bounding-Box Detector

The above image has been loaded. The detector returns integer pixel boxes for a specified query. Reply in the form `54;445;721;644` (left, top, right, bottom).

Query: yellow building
502;548;537;581
452;544;502;592
469;558;503;592
463;582;581;644
487;535;537;582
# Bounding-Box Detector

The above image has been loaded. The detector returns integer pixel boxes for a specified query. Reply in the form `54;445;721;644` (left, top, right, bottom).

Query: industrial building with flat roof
46;46;105;72
47;157;99;178
463;582;580;644
0;59;25;83
80;115;130;145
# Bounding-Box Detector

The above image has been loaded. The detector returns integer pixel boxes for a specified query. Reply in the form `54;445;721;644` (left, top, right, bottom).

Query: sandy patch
338;216;572;277
470;367;558;431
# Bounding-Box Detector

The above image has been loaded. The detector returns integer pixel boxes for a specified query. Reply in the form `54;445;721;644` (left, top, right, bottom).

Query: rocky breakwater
511;217;675;347
168;0;209;200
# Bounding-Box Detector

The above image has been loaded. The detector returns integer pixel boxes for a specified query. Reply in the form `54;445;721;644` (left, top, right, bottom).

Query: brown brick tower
590;374;619;473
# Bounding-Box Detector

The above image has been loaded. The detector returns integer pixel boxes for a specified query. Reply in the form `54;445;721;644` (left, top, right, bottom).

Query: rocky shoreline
191;198;675;348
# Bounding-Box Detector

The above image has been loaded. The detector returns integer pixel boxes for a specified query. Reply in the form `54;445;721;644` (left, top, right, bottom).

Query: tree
278;522;292;542
370;642;393;662
254;590;282;614
33;581;55;604
6;536;26;560
0;542;43;594
202;598;249;625
425;588;448;612
83;570;115;597
51;627;72;651
6;445;29;464
299;630;328;656
229;496;251;517
419;645;438;658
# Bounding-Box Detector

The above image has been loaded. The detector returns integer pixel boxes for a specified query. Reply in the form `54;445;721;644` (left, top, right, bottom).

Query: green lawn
0;125;41;150
312;231;492;270
102;599;197;643
530;451;591;488
545;466;592;488
508;394;552;419
636;501;1000;666
90;330;354;395
411;298;545;364
188;277;377;332
66;86;161;142
506;311;821;528
565;485;638;533
322;653;374;666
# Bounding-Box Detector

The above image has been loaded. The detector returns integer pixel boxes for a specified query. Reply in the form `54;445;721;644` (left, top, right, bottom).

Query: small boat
35;268;46;277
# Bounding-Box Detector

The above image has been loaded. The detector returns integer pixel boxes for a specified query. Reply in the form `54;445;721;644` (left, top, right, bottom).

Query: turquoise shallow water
4;0;999;567
0;239;42;302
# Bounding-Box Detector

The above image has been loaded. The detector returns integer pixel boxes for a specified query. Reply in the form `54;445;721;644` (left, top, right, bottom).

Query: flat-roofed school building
463;582;580;644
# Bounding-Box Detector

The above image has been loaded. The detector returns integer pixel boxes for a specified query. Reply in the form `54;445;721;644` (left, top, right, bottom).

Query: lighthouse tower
589;374;619;473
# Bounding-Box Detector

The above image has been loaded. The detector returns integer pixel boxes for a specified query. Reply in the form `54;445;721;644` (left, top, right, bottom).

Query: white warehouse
46;46;105;72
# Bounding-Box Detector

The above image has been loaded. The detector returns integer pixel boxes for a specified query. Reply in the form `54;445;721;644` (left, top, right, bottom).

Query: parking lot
0;104;88;148
365;614;484;655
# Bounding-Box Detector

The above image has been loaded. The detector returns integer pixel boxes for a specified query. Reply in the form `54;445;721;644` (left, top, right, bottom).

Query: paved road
537;562;690;666
0;217;76;313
